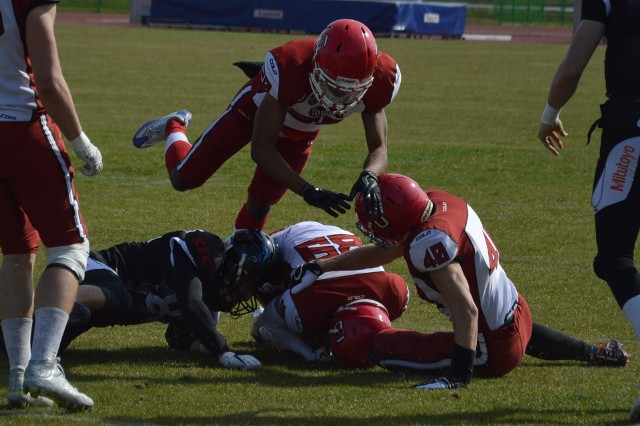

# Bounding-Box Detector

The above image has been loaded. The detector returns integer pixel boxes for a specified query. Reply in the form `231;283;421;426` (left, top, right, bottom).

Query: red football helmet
310;19;378;113
327;299;391;368
355;173;433;247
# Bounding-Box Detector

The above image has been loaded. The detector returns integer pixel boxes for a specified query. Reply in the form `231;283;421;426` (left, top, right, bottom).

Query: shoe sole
8;393;54;409
132;111;192;149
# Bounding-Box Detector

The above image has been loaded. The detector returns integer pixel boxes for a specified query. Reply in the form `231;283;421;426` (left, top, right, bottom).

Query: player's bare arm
538;20;605;156
429;262;478;351
26;5;83;141
360;109;388;176
317;242;403;273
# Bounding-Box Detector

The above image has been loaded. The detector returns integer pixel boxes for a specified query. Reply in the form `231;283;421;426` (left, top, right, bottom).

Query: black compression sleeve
449;343;475;385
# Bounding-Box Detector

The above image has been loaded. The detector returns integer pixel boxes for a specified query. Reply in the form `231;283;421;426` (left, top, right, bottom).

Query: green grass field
0;24;636;425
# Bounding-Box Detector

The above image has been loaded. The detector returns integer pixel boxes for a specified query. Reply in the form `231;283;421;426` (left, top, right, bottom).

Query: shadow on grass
63;409;633;425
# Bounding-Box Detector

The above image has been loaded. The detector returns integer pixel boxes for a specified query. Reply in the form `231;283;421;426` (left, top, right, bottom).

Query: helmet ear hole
327;299;391;368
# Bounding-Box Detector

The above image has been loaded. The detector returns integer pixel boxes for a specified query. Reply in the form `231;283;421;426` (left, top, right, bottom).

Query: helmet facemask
220;229;284;317
310;19;378;114
221;252;261;318
309;67;373;114
355;179;434;249
356;221;391;248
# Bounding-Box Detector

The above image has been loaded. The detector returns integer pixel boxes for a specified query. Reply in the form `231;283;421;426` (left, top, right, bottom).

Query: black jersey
84;230;233;355
582;0;640;97
96;230;229;314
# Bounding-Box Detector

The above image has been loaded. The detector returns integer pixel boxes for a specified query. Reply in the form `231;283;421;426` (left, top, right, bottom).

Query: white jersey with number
271;221;383;280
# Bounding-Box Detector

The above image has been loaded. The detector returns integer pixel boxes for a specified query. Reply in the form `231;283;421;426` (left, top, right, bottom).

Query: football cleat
132;110;192;148
24;358;94;412
7;369;54;408
589;340;630;367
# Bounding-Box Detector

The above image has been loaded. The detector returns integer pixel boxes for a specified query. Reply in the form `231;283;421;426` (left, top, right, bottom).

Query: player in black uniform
58;228;283;370
537;0;640;418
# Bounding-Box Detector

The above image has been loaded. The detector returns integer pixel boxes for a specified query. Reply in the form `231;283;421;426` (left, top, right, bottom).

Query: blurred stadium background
60;0;578;27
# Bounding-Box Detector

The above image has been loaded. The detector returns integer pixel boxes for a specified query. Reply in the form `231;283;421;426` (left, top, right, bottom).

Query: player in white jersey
0;0;102;411
252;221;409;367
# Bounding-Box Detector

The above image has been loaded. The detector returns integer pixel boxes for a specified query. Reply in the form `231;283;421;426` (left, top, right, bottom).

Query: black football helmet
222;229;283;317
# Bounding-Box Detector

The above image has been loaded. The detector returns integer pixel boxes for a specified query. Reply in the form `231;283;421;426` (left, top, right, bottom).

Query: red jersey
249;38;401;137
403;190;519;333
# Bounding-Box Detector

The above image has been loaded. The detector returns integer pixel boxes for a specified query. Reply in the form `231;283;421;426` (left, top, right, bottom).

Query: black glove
301;184;351;218
289;261;323;294
349;171;383;217
165;321;196;351
413;377;468;390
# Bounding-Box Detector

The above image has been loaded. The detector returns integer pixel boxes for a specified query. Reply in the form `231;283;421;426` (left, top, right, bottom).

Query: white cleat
132;109;192;148
7;369;53;408
24;358;93;412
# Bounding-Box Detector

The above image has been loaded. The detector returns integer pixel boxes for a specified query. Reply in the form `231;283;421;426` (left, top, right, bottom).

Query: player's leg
526;322;629;366
591;131;640;337
236;138;313;230
0;120;58;408
372;328;457;374
13;117;93;410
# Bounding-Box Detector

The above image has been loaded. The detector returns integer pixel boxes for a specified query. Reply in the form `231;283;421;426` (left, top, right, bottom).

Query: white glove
290;262;322;295
218;351;262;370
413;377;467;390
314;347;332;362
70;132;103;176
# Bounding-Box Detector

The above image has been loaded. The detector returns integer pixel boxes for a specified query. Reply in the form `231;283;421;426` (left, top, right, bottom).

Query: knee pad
594;254;640;307
593;254;633;282
45;241;90;281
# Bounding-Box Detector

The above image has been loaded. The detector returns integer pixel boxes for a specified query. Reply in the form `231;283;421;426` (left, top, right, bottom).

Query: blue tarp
149;0;466;36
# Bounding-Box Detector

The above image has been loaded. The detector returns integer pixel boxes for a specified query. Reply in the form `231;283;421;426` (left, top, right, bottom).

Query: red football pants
0;115;88;254
175;89;316;206
373;293;533;377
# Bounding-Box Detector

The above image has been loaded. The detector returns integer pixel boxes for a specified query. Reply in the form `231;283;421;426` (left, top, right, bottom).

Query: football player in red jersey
251;221;410;367
0;0;102;410
290;174;629;384
132;18;400;231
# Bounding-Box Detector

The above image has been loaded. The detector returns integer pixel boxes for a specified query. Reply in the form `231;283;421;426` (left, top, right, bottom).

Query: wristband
299;182;313;196
70;131;90;147
449;343;475;385
540;102;561;125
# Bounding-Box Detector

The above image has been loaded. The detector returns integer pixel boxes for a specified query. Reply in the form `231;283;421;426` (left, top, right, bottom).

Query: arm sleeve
581;0;607;23
261;297;318;361
172;246;229;357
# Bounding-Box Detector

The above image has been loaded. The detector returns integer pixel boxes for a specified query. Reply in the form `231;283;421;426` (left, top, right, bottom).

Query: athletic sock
234;203;267;230
1;318;32;371
165;119;186;137
164;139;191;173
622;295;640;341
31;307;69;361
526;322;592;361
